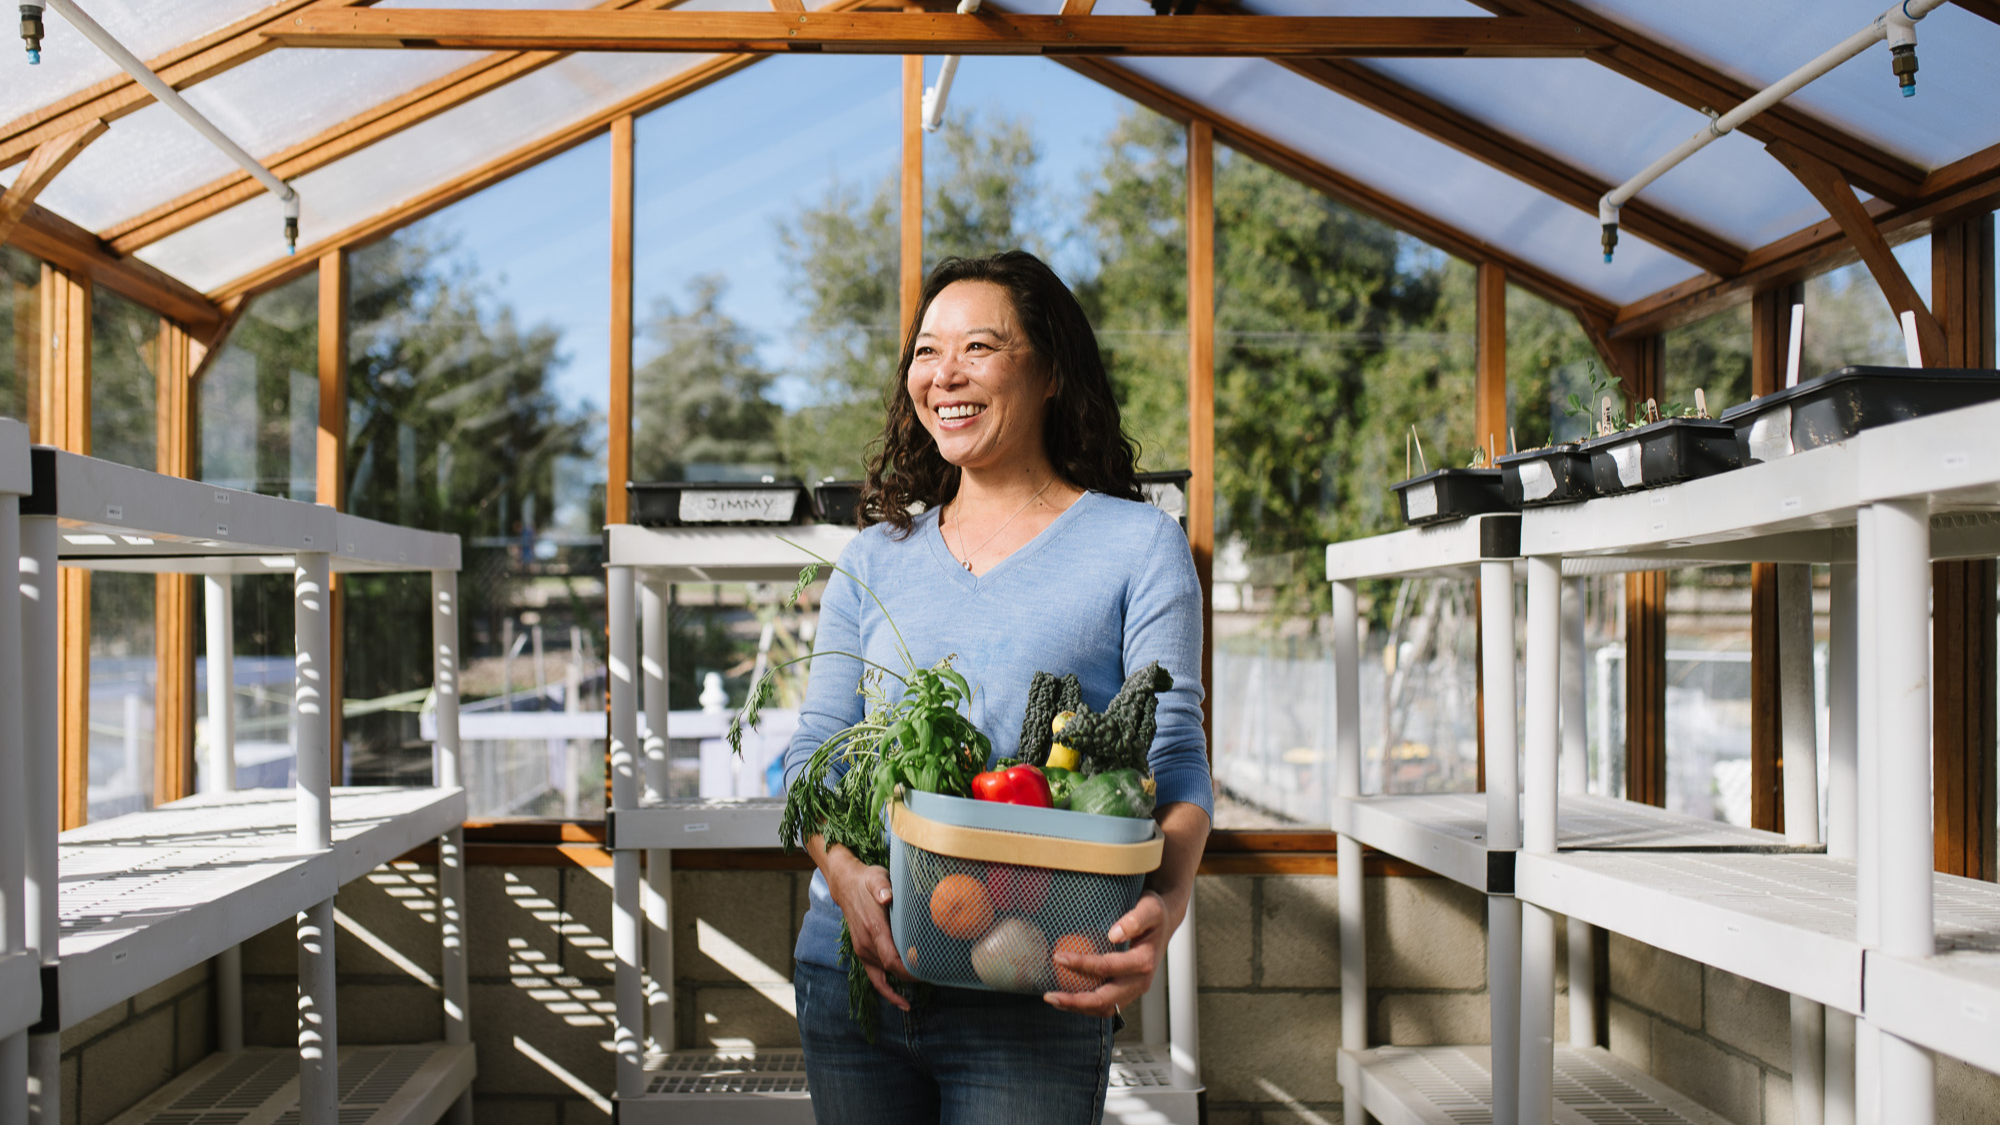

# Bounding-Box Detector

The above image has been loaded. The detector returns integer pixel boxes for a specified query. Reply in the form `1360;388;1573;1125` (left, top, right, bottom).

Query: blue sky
403;55;1148;418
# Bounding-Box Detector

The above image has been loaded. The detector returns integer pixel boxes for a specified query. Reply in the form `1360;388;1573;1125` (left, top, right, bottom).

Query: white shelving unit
0;418;39;1125
1324;513;1797;1125
16;447;473;1125
603;522;1199;1125
1511;396;2000;1125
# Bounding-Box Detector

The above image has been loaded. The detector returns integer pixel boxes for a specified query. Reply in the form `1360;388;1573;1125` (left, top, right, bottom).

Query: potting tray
1390;468;1510;527
1719;365;2000;465
1579;418;1740;495
813;479;863;525
1135;469;1193;527
1495;444;1596;508
626;479;807;527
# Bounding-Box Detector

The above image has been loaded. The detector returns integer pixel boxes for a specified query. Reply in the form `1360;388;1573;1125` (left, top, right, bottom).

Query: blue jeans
795;960;1116;1125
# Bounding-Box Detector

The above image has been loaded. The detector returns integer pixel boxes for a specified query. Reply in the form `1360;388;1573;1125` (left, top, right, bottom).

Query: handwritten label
105;505;123;521
1782;496;1802;512
1519;461;1556;501
1747;406;1793;463
1404;481;1438;521
1650;492;1670;508
1610;442;1643;488
216;523;229;536
678;489;798;524
1963;999;1988;1023
684;822;710;834
214;491;230;504
1944;452;1969;469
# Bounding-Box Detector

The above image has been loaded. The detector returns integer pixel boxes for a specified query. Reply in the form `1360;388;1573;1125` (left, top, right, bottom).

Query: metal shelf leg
638;577;674;1053
608;567;644;1102
1167;891;1199;1091
1826;1008;1856;1125
1517;556;1560;1125
20;516;56;1125
1488;895;1521;1125
1332;579;1364;1123
298;898;339;1125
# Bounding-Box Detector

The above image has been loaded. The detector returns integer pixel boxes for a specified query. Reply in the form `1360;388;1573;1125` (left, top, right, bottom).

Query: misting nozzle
1601;222;1619;264
21;3;44;63
1890;43;1917;96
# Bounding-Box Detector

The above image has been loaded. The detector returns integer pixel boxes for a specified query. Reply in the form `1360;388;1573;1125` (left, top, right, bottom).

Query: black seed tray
1390;468;1510;527
1494;444;1597;508
1135;469;1193;530
813;480;863;526
1578;418;1740;495
627;479;808;527
1718;366;2000;465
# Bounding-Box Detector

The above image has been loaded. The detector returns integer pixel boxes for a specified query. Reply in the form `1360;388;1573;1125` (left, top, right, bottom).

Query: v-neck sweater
785;490;1211;972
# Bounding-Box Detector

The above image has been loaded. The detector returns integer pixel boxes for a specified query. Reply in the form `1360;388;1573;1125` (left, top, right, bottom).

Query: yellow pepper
1047;712;1080;772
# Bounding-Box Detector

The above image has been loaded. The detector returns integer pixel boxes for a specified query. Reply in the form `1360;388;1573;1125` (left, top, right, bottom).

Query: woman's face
906;280;1055;475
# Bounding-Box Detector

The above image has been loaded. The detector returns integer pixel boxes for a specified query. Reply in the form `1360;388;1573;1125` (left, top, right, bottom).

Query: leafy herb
1563;361;1627;433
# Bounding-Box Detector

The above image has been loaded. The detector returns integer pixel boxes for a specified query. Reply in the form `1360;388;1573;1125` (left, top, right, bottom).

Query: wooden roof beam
1057;56;1617;322
266;10;1615;56
0;119;107;246
5;203;223;332
101;0;698;255
1470;0;1928;204
0;0;375;172
1953;0;2000;26
1280;58;1745;277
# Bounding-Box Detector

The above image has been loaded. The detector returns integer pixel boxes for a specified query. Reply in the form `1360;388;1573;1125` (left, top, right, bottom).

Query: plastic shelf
607;798;786;851
1332;792;1795;892
0;949;41;1040
1339;1044;1736;1125
1866;948;2000;1076
102;1044;475;1125
1324;513;1519;582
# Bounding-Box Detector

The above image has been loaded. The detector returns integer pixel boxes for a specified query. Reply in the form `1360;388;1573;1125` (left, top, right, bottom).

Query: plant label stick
1600;397;1614;437
1695;388;1708;419
1786;302;1805;388
1413;430;1428;474
1900;310;1923;367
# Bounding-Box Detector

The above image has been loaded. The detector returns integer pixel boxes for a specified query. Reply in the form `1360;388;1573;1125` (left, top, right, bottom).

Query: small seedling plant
728;539;990;1038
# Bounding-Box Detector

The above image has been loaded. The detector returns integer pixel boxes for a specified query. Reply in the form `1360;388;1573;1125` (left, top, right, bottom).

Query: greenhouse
1;2;1998;1124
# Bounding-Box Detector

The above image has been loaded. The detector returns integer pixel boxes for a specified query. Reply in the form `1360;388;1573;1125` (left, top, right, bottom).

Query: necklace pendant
963;559;973;572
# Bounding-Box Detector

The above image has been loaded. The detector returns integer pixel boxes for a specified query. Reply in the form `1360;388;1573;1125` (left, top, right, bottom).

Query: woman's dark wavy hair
858;250;1143;536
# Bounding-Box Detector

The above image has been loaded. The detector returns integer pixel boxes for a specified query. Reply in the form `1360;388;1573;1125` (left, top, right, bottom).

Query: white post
1332;580;1365;1125
1826;563;1858;860
1563;580;1597;1048
1852;512;1882;1125
1167;890;1200;1090
203;575;237;793
1778;564;1821;846
1142;956;1167;1047
297;898;338;1125
1869;500;1936;1124
19;517;58;1125
0;496;29;1125
432;572;463;792
1826;1007;1858;1125
639;577;674;1052
1518;556;1561;1125
216;946;243;1052
438;827;471;1125
295;553;333;852
1478;560;1520;1125
1792;994;1827;1125
609;567;645;1100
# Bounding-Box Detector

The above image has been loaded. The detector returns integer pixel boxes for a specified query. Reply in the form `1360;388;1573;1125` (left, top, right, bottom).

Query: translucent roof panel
0;1;268;127
1577;0;2000;171
1357;57;1826;253
1113;57;1700;307
138;49;712;292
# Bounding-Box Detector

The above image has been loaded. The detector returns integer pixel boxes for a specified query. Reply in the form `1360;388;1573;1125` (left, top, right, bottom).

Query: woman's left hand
1041;889;1174;1018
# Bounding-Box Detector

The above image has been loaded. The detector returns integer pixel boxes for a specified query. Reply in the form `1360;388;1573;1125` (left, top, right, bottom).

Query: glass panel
87;572;155;821
1210;141;1479;827
1662;565;1752;824
90;286;159;470
345;138;609;812
194;572;298;793
1;246;41;435
1803;236;1932;374
1662;302;1752;416
200;271;318;500
1507;283;1604;448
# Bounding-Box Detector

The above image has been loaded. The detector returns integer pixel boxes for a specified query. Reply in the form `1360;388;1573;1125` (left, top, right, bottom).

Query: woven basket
887;796;1163;995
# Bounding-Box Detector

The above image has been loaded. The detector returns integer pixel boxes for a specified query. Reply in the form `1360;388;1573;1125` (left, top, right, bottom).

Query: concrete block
61;1052;78;1125
470;981;615;1098
560;1095;612;1125
689;985;801;1050
1194;876;1253;988
673;871;795;985
1607;934;1701;1028
337;865;445;978
1198;991;1341;1104
1650;1019;1760;1125
177;989;213;1071
1606;998;1649;1072
560;867;617;982
1260;876;1339;989
133;964;209;1015
1765;1071;1793;1125
240;915;300;976
336;981;443;1044
1260;1112;1346;1125
1376;992;1489;1046
478;868;563;981
77;1006;176;1125
240;979;301;1048
1202;1112;1255;1125
1365;877;1484;989
468;1096;560;1125
1702;965;1790;1069
59;999;131;1052
1938;1053;2000;1125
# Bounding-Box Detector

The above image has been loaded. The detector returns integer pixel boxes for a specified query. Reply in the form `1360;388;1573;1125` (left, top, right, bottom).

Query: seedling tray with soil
1719;365;2000;465
1579;418;1740;496
1495;444;1597;508
1391;467;1511;527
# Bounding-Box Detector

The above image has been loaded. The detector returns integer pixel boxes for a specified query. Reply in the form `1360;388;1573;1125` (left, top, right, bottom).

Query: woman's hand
1041;889;1176;1018
817;841;914;1010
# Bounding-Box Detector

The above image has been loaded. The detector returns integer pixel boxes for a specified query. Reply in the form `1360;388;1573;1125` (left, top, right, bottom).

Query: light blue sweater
784;490;1212;971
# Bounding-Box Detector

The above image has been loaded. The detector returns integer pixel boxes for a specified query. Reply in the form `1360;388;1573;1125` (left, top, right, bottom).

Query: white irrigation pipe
920;0;983;133
1599;0;1947;263
27;0;302;252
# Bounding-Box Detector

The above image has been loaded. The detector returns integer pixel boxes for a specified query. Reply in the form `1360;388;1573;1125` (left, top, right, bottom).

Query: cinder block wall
1606;933;2000;1125
56;963;214;1125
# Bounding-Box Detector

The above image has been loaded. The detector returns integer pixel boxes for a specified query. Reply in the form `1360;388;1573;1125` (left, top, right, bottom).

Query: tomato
1053;933;1105;993
985;862;1052;915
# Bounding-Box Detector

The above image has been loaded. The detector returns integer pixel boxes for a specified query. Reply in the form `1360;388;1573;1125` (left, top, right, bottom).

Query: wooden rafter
7;202;223;333
1058;56;1617;321
1953;0;2000;25
1058;0;1097;13
1470;0;1927;205
100;0;698;254
0;119;108;246
267;10;1614;56
1280;59;1744;276
0;0;374;172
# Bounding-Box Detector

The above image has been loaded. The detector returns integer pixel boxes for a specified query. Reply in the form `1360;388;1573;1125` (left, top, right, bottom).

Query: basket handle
889;800;1164;876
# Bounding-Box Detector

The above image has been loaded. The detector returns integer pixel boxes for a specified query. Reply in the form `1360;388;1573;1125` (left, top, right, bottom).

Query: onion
969;917;1050;991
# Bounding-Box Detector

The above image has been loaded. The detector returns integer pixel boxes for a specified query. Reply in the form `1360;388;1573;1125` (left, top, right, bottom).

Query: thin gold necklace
949;477;1055;572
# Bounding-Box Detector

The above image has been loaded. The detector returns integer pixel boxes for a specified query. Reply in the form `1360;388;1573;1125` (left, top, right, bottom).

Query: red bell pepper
971;764;1054;808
